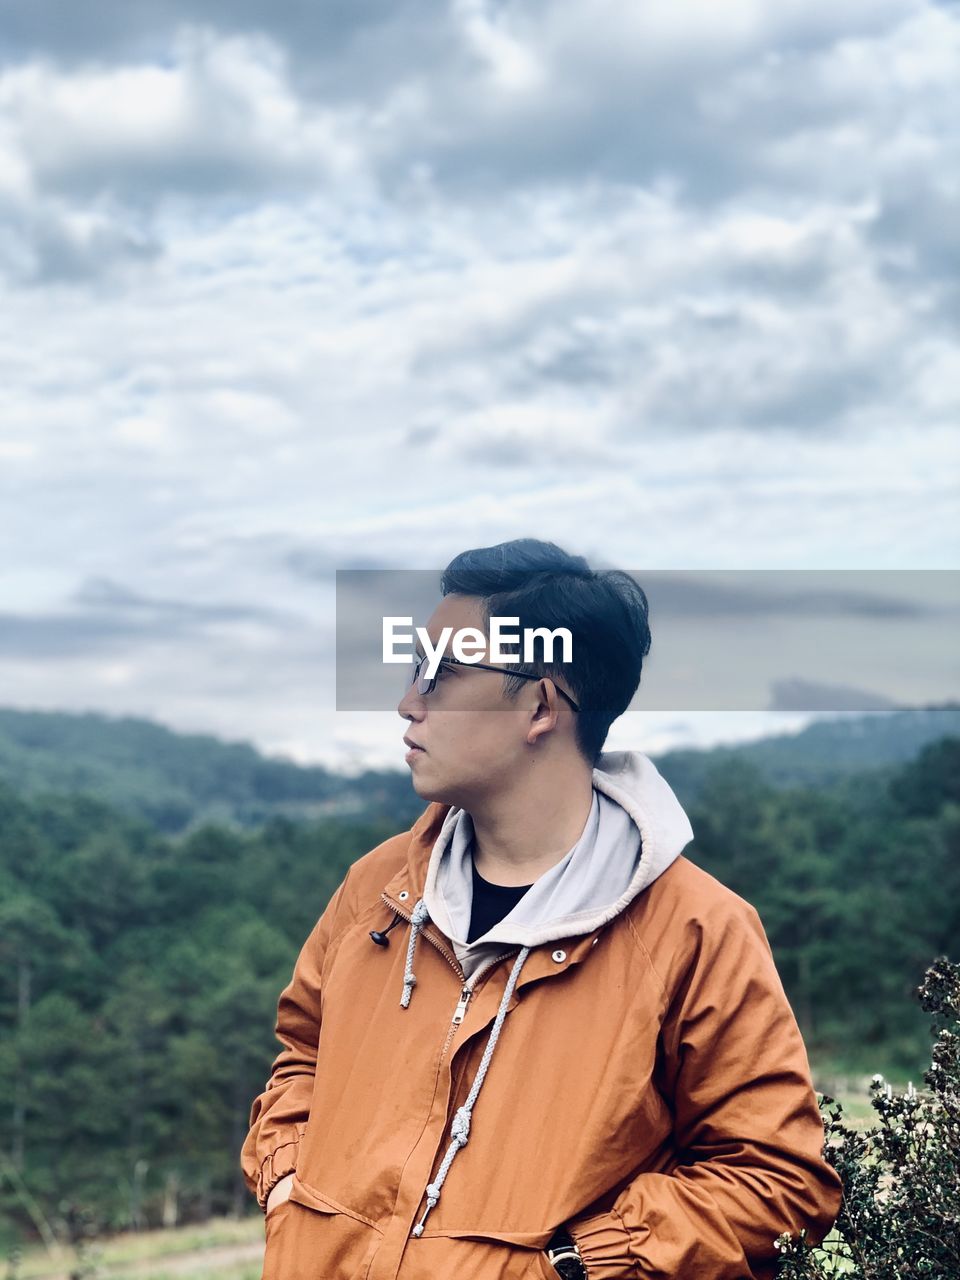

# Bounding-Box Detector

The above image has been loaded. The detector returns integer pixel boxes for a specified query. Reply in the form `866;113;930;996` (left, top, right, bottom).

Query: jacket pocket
261;1176;382;1280
399;1232;560;1280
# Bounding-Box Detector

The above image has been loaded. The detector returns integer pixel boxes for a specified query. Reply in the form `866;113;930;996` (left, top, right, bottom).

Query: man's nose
397;682;424;720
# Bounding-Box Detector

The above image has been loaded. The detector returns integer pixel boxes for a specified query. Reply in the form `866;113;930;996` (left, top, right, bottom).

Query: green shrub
776;956;960;1279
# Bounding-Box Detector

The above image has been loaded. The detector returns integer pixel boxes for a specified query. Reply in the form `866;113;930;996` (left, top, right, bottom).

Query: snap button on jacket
241;778;842;1280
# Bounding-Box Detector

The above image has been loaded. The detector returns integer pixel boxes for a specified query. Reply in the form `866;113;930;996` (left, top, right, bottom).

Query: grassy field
811;1059;920;1128
12;1215;265;1280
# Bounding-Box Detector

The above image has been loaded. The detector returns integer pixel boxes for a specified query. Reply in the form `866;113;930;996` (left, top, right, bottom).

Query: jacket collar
381;803;599;987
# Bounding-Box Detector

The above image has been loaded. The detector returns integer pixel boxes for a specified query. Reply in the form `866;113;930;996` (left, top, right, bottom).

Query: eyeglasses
405;652;580;712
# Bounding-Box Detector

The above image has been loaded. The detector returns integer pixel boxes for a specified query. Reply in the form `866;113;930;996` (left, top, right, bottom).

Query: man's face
396;593;535;809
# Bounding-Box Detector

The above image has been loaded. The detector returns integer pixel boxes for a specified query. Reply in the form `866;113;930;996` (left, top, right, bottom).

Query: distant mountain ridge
655;703;960;804
0;703;957;834
0;707;421;833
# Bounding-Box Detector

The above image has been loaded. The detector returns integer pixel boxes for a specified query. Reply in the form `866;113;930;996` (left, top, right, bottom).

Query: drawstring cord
410;944;530;1237
397;895;531;1238
401;898;430;1008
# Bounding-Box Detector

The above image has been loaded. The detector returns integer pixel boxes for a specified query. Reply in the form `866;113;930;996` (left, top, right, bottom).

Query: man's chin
411;776;444;803
409;770;459;808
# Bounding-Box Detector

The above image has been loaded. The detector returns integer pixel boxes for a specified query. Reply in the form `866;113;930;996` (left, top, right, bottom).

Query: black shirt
466;855;534;944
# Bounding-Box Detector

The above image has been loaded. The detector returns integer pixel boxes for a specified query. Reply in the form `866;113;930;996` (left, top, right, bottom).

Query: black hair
440;538;651;766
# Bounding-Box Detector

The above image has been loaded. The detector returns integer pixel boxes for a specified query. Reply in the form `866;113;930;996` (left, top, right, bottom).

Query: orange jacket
242;754;841;1279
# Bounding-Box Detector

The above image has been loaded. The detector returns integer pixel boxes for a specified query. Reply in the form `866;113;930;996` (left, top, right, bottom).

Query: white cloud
453;0;545;93
0;26;367;226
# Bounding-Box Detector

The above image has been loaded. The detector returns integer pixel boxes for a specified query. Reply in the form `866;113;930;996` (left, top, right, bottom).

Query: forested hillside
0;794;400;1247
0;708;957;1248
0;708;424;833
1;704;957;834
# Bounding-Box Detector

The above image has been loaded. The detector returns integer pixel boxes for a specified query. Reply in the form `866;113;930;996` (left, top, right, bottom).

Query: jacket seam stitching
611;1204;641;1277
293;1174;384;1231
623;912;669;1008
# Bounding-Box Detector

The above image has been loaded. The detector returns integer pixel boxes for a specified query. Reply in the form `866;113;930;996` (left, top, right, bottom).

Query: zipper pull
452;985;472;1025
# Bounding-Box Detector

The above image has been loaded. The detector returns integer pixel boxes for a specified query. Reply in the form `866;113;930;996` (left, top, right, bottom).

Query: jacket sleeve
566;898;843;1280
240;869;355;1211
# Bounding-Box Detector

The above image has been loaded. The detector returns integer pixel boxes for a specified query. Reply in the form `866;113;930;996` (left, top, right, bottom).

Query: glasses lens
403;654;434;696
416;656;434;695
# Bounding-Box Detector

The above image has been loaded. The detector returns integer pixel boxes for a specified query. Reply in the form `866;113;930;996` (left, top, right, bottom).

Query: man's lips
403;736;425;757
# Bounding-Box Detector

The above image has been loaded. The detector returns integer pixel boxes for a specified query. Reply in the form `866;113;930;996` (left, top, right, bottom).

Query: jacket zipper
438;947;518;1060
464;949;520;997
381;892;466;982
382;893;524;1230
451;986;471;1025
380;892;518;1042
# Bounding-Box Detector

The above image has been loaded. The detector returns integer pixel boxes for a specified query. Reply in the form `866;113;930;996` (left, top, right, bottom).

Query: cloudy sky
1;0;957;769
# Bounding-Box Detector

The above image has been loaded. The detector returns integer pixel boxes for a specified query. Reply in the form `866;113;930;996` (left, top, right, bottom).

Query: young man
241;539;842;1280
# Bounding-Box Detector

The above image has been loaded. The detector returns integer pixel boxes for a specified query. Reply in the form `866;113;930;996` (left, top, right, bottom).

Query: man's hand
266;1173;294;1215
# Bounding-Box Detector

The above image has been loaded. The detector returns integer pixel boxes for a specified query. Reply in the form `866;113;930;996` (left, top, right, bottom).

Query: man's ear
525;678;562;746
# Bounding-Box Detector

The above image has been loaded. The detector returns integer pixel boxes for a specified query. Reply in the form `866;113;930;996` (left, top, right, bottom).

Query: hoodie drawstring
398;896;531;1237
400;898;430;1007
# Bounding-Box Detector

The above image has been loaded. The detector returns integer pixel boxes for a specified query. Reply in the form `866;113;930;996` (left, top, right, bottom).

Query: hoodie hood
422;749;694;972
